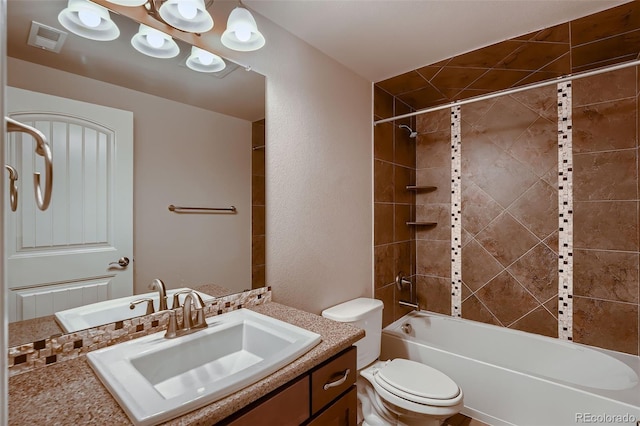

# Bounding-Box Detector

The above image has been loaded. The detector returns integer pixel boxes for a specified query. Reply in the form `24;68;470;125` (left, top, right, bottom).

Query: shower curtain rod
374;58;640;125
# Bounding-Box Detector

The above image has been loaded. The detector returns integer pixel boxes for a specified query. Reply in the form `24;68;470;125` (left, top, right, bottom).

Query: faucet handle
171;289;194;310
165;310;179;339
129;298;155;315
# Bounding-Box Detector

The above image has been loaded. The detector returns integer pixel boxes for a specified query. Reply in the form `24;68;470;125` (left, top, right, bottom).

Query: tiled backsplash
8;287;271;377
374;2;640;356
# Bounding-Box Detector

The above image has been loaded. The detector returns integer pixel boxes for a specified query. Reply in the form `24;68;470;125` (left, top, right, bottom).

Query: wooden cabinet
220;347;357;426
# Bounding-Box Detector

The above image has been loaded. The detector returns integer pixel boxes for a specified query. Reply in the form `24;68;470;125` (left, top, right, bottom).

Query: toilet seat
364;359;463;415
375;359;461;406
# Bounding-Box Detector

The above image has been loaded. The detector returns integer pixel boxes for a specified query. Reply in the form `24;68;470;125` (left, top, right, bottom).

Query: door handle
109;257;130;267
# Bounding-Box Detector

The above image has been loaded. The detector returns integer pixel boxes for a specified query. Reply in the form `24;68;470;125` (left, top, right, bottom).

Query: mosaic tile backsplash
8;287;271;377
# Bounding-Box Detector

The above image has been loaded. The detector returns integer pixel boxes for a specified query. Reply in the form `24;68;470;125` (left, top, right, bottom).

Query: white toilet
322;298;463;426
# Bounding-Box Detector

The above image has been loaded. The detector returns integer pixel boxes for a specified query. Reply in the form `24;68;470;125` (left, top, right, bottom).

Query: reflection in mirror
5;0;266;346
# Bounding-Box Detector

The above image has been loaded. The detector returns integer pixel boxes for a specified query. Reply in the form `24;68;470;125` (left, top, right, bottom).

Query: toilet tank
322;298;383;369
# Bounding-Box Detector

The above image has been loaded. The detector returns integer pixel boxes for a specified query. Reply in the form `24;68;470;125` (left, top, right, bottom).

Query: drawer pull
323;369;350;391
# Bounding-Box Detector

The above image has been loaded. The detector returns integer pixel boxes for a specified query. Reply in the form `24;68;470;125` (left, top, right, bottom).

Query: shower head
399;124;418;138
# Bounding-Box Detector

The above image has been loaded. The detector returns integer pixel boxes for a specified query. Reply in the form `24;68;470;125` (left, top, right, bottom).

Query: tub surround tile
469;96;541;151
475;271;541;326
475;212;539;268
508;78;558;119
374;86;394;119
573;249;639;303
461;295;502;326
506;116;557;179
573;297;639;355
508;243;559;303
509;305;559;338
374;160;394;202
416;240;451;278
461;180;503;236
374;244;395;290
374;122;394;162
416;276;452;315
572;98;637;153
8;302;365;426
415;204;450;241
507;180;558;241
395;165;415;204
573;150;638;201
375;284;396;328
416;129;452;169
543;231;560;255
461;239;504;292
394;241;415;280
573;201;639;251
572;30;640;72
374;203;394;246
416;167;452;204
572;67;636;107
395;204;413;242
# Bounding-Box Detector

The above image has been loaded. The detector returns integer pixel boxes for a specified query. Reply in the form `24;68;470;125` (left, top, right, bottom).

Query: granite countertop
8;302;365;426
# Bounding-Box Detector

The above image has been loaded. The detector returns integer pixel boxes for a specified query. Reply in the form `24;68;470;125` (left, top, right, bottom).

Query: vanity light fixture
131;24;180;58
158;0;214;33
101;0;147;5
221;7;265;52
186;46;226;73
58;0;120;41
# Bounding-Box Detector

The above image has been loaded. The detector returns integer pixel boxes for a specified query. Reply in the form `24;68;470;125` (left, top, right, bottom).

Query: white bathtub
380;311;640;426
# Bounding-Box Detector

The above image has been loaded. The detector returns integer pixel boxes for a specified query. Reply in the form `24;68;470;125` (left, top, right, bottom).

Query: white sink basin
87;308;322;426
54;288;214;332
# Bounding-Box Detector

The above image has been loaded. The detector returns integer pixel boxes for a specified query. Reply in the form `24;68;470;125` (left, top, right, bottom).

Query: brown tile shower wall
373;2;640;353
252;120;266;289
571;68;639;355
458;86;559;339
414;109;452;316
373;87;417;327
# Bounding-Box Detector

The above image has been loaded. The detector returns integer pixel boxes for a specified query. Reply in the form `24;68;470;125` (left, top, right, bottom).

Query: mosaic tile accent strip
451;105;462;318
557;82;573;340
7;286;272;377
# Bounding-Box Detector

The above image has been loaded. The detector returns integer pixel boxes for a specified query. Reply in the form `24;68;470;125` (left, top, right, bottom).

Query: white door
5;87;133;322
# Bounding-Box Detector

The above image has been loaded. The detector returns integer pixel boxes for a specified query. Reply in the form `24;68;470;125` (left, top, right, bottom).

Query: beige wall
221;14;375;314
7;57;252;295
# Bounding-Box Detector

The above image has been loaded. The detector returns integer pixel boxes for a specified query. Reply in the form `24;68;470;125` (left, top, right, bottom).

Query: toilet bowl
322;298;463;426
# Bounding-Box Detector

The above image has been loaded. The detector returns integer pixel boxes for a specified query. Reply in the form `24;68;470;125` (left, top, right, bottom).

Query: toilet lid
375;359;460;401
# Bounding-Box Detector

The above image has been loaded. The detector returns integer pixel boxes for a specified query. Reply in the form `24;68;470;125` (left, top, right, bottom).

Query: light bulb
198;50;214;65
235;24;252;42
146;32;164;48
78;9;101;27
177;1;197;19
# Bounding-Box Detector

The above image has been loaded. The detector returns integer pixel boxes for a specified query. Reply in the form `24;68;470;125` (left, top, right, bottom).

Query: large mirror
5;0;266;346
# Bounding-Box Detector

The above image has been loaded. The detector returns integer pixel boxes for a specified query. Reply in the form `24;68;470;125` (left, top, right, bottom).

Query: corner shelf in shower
406;222;438;227
406;185;437;192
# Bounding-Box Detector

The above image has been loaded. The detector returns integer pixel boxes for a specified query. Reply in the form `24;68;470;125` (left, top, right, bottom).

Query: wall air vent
27;21;68;53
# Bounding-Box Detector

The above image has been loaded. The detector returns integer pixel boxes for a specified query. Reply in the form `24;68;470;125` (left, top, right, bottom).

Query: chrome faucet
165;290;208;339
149;278;168;311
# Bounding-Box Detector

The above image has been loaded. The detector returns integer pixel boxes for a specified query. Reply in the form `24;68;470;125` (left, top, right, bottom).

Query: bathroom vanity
8;302;363;425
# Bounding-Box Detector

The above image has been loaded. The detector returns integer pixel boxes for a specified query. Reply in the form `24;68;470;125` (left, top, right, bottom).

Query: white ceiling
246;0;632;82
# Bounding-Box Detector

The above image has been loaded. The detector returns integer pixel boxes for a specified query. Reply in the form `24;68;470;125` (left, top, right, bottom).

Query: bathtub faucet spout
399;300;420;310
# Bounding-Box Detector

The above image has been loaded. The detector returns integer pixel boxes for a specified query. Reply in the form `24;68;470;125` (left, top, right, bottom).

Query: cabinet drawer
310;346;356;414
306;385;357;426
225;376;310;426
